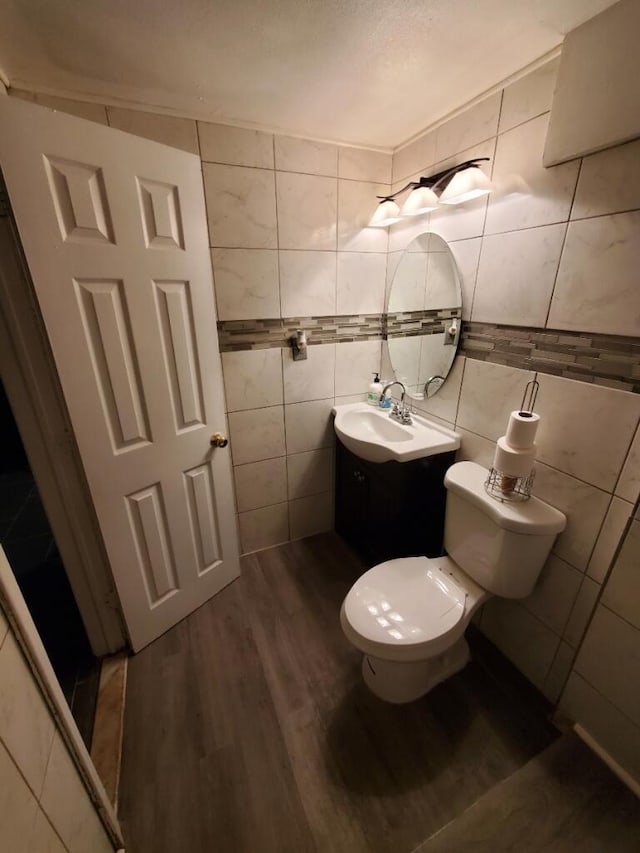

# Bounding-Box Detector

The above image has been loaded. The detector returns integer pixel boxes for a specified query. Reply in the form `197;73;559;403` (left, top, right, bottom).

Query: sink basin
332;402;461;463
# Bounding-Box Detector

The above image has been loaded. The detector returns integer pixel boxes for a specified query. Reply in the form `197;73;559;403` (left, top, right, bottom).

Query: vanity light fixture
438;165;493;205
369;158;492;227
369;198;402;227
400;184;440;217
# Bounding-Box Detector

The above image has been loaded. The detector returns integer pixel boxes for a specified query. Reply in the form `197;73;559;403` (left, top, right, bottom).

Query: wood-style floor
119;533;557;853
416;731;640;852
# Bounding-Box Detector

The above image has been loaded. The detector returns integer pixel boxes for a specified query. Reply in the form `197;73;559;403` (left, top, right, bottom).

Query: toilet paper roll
505;410;540;450
493;436;536;478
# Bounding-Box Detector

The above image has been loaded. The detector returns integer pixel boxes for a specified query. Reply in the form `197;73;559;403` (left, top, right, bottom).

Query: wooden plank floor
415;730;640;852
119;533;557;853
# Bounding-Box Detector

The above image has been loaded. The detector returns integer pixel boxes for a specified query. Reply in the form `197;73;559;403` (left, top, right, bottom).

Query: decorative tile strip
216;318;284;351
283;313;384;344
218;315;640;393
217;313;384;352
461;322;640;394
386;307;461;338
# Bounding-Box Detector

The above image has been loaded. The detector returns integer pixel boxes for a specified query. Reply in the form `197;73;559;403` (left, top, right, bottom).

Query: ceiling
0;0;619;149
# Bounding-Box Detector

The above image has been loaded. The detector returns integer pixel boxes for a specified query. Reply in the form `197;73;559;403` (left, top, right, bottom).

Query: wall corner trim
0;546;125;849
574;723;640;799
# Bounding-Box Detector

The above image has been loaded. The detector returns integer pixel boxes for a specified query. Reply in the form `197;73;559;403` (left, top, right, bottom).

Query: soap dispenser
367;373;383;406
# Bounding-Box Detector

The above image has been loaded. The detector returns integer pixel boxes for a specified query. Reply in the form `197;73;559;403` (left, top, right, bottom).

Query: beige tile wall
199;123;389;552
560;514;640;780
0;602;114;852
389;58;640;780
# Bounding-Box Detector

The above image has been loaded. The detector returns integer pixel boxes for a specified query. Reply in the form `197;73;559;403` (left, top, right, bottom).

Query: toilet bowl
341;461;566;703
341;554;488;703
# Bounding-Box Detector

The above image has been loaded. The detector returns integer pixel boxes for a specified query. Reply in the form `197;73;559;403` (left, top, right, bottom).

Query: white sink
332;402;461;463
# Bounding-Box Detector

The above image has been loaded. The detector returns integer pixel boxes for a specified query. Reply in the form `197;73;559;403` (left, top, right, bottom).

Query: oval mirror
386;232;462;400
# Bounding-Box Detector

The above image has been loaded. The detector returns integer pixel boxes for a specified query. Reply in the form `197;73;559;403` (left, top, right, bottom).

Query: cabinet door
367;466;408;562
335;442;369;553
335;440;455;566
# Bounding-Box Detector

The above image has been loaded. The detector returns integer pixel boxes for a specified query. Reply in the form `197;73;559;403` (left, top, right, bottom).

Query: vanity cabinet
335;439;456;567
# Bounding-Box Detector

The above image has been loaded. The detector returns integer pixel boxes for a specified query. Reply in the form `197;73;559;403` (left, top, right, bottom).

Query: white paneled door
0;97;239;651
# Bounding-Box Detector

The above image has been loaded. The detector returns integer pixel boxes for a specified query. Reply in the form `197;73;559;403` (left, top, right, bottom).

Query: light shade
494;173;530;198
369;199;402;227
439;166;493;205
401;185;439;216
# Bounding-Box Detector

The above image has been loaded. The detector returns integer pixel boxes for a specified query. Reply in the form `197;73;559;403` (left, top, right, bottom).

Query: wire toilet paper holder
516;378;538;420
485;379;540;503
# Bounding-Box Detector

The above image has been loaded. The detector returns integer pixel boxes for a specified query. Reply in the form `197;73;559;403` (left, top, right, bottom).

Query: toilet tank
443;461;566;599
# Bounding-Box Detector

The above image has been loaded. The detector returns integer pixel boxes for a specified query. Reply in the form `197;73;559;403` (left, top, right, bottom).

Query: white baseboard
574;723;640;799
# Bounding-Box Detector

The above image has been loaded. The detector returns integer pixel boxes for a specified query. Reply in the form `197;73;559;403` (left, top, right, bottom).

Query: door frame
0;189;126;655
0;544;124;849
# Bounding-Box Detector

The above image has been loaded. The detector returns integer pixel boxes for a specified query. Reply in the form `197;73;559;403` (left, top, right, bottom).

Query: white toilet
340;461;566;703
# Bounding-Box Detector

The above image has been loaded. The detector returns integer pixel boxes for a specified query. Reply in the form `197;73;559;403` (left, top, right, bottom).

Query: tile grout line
394;99;576;186
199;155;392;185
207;201;640;256
543;157;583;329
566;671;640;732
600;596;640;635
609;417;640;502
271;131;292;542
543;639;579;704
0;722;66;851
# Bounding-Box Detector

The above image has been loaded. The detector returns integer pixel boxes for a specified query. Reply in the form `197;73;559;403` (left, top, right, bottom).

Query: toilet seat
341;555;479;663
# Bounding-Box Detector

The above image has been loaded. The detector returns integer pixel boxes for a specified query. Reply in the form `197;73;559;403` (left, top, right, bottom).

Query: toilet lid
343;556;467;648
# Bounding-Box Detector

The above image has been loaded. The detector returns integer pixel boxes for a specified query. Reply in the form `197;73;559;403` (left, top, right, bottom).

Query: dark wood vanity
334;438;456;567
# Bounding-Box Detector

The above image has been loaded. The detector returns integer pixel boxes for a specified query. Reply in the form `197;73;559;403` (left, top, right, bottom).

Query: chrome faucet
381;380;406;403
424;375;445;398
380;381;412;425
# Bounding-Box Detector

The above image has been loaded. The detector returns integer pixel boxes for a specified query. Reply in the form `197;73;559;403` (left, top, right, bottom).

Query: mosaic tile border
219;314;640;393
217;313;384;351
386;307;460;338
217;308;462;352
461;321;640;394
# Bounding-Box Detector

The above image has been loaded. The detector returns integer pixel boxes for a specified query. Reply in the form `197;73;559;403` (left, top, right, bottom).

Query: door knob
210;432;228;448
